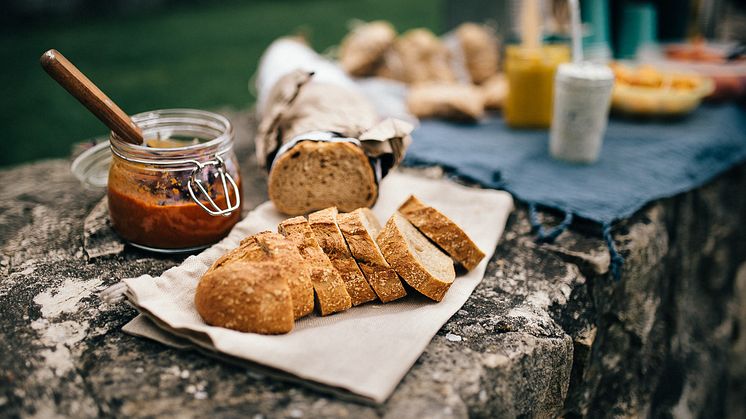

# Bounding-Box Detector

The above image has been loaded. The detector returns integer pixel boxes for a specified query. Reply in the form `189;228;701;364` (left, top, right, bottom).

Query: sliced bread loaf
206;231;314;319
377;212;455;302
398;195;485;271
269;141;377;215
278;216;352;316
337;208;407;303
308;207;377;306
195;261;295;334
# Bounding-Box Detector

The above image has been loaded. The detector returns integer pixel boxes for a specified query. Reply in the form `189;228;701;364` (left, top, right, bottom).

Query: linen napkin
121;171;513;403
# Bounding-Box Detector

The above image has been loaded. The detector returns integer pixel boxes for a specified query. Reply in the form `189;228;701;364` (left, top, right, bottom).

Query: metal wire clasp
187;155;241;217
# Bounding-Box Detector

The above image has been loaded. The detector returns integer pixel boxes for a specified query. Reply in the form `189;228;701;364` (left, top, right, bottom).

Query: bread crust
377;213;455;302
309;207;377;306
406;83;485;121
278;216;352;316
339;20;397;77
206;231;314;319
268;141;378;215
456;23;499;84
195;261;294;334
398;195;485;271
337;209;406;303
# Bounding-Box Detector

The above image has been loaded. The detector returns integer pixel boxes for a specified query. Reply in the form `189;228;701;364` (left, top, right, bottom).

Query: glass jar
107;109;242;252
504;44;570;128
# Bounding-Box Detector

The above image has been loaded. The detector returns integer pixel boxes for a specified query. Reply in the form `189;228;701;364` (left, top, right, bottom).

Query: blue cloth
404;104;746;225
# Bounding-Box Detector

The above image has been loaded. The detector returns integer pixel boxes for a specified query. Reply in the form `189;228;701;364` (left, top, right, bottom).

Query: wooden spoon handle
40;49;144;145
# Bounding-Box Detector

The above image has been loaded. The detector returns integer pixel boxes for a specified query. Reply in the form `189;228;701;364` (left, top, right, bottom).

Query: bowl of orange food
609;63;715;117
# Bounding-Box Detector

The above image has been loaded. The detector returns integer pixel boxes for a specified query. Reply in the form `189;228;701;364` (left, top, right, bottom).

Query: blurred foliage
0;0;441;167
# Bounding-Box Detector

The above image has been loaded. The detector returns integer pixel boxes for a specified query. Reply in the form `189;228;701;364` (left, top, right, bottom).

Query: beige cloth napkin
121;171;513;403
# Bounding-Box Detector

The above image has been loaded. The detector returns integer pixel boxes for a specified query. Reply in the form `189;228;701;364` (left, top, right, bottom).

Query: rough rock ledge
1;111;744;418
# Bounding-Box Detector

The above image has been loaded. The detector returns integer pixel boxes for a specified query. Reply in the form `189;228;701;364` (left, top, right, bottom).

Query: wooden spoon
40;49;144;145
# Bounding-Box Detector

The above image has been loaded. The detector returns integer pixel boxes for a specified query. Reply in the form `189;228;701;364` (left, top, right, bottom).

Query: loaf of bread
195;197;480;334
339;20;397;77
394;28;456;85
481;73;507;110
377;213;456;302
195;261;295;334
279;216;353;316
206;231;314;319
337;208;406;303
398;195;485;271
407;83;485;121
309;207;377;306
269;141;378;215
455;23;499;85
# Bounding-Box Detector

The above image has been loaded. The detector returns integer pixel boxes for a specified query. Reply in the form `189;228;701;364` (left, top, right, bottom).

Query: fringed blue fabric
403;104;746;282
602;223;624;281
529;203;624;280
528;203;573;243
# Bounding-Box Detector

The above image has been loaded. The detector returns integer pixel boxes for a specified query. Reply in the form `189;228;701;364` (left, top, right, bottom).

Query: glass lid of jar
71;139;111;189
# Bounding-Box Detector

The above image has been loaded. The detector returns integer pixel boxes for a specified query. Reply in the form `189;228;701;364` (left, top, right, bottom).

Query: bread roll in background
339;20;397;77
480;73;508;110
407;83;485;121
393;28;456;85
454;23;500;85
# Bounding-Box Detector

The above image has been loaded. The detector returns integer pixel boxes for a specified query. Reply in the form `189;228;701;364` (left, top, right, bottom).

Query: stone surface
1;109;745;418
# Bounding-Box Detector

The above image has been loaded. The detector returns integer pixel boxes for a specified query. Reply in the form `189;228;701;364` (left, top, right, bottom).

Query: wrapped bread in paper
444;23;500;85
407;83;485;121
339;20;397;77
379;28;456;85
255;38;412;215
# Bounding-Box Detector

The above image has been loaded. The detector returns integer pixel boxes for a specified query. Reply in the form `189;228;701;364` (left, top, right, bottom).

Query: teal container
617;3;658;59
582;0;612;61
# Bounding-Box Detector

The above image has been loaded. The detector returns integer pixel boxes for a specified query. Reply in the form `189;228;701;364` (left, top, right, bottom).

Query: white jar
550;63;614;164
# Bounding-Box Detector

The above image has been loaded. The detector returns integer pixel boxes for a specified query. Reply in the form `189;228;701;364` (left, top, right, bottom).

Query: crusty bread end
398;195;485;271
377;212;455;302
206;231;314;319
195;261;295;334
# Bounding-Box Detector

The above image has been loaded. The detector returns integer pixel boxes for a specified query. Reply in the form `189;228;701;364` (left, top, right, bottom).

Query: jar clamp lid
71;108;241;217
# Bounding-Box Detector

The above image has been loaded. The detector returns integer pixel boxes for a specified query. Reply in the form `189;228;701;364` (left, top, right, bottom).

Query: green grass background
1;0;441;167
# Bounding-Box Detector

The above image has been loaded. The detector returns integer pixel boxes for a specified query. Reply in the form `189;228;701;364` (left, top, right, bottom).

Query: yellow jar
504;44;570;128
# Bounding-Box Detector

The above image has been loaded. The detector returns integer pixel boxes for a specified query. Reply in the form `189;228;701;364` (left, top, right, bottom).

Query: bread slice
398;195;485;271
337;208;406;303
268;141;378;215
195;261;294;334
377;212;455;302
206;231;314;319
308;207;377;306
278;216;352;316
